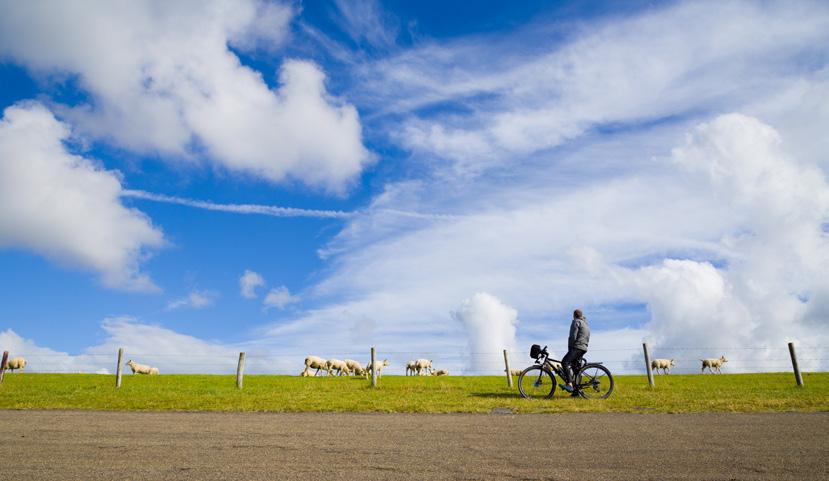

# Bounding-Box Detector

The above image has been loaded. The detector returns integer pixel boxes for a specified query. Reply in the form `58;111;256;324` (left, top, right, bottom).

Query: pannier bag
530;344;542;359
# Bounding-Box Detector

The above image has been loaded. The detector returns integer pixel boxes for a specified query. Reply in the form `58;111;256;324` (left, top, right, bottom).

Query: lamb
701;356;728;374
344;359;367;377
651;358;675;375
431;369;449;376
126;360;159;375
414;358;433;376
326;359;351;376
4;357;27;372
302;355;329;377
366;359;390;378
405;361;417;376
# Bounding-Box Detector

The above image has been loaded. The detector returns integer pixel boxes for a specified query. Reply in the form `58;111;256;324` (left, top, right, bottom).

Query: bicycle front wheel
518;366;556;400
576;363;614;400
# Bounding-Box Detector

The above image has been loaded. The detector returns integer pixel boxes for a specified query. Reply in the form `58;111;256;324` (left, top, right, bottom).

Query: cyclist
560;309;590;394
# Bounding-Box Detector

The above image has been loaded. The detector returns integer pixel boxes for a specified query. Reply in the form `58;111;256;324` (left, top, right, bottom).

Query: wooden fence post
503;349;513;388
0;351;8;384
370;346;377;388
788;342;803;387
115;347;124;388
236;352;246;390
643;343;655;387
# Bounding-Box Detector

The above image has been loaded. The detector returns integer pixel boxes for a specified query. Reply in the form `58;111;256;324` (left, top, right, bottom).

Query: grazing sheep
126;360;159;375
651;358;675;375
4;357;27;372
344;359;367;377
303;355;329;377
414;358;433;376
405;360;417;376
366;359;390;378
431;369;449;376
326;359;351;376
701;356;728;374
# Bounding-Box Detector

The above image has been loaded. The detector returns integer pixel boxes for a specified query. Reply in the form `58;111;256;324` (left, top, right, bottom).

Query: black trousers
562;348;586;384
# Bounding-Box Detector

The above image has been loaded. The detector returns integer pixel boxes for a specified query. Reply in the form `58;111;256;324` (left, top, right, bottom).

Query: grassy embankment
0;372;826;413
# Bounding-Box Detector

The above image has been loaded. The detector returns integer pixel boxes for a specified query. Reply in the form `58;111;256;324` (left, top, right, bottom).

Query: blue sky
1;0;828;375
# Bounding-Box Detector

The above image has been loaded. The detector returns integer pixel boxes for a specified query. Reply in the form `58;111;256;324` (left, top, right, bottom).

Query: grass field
1;372;827;413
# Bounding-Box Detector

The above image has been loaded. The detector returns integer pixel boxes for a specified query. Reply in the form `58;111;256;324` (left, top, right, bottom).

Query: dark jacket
568;316;590;351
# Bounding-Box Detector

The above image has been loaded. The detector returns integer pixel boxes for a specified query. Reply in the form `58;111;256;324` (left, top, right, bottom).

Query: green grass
0;372;827;413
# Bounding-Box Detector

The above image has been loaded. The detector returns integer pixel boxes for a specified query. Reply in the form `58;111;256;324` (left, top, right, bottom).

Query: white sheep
431;369;449;376
701;356;728;374
300;369;317;377
414;358;433;376
326;359;351;376
548;361;562;372
508;369;522;376
126;360;159;375
366;359;389;378
405;360;417;376
302;355;329;377
651;358;675;375
4;357;27;372
344;359;367;377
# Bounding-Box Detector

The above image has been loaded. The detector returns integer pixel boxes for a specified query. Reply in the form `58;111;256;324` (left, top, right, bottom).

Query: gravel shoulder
1;410;827;480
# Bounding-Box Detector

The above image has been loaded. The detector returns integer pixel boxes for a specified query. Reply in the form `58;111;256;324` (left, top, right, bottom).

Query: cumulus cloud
451;293;518;373
263;286;299;310
239;270;265;299
166;290;217;310
0;0;371;193
0;102;164;290
623;114;829;371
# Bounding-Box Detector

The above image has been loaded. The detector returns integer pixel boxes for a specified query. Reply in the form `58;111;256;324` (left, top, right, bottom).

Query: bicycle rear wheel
576;363;614;399
518;366;556;400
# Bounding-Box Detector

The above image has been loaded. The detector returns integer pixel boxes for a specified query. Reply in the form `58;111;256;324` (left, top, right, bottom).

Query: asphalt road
0;411;826;480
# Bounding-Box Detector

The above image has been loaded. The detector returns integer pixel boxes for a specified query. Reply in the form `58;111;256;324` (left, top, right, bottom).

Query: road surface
0;410;826;480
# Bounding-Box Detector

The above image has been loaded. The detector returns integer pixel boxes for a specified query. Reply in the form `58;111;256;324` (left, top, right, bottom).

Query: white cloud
356;1;829;176
263;286;299;310
0;317;314;375
239;270;265;299
166;290;217;310
0;102;164;291
333;0;398;49
0;0;371;193
451;293;518;374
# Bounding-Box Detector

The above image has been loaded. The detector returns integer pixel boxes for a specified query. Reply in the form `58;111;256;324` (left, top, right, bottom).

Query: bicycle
517;344;614;400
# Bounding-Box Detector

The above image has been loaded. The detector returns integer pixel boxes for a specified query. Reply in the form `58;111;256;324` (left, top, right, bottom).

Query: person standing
560;309;590;394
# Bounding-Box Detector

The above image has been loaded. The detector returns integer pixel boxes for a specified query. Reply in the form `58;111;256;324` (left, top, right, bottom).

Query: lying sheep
431;369;449;376
4;357;27;372
344;359;367;377
366;359;389;378
405;361;417;376
508;369;522;376
300;369;317;377
651;358;675;375
126;360;159;375
701;356;728;374
302;355;329;377
548;361;562;372
326;358;351;376
414;358;433;376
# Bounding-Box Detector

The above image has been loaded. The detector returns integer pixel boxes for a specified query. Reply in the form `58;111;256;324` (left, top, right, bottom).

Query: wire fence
2;343;827;379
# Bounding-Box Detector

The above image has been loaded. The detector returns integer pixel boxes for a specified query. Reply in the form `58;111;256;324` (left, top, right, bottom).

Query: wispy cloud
122;190;351;219
166;290;217;311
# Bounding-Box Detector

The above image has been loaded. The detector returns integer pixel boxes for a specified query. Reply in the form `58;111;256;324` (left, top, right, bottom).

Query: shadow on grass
470;392;523;400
